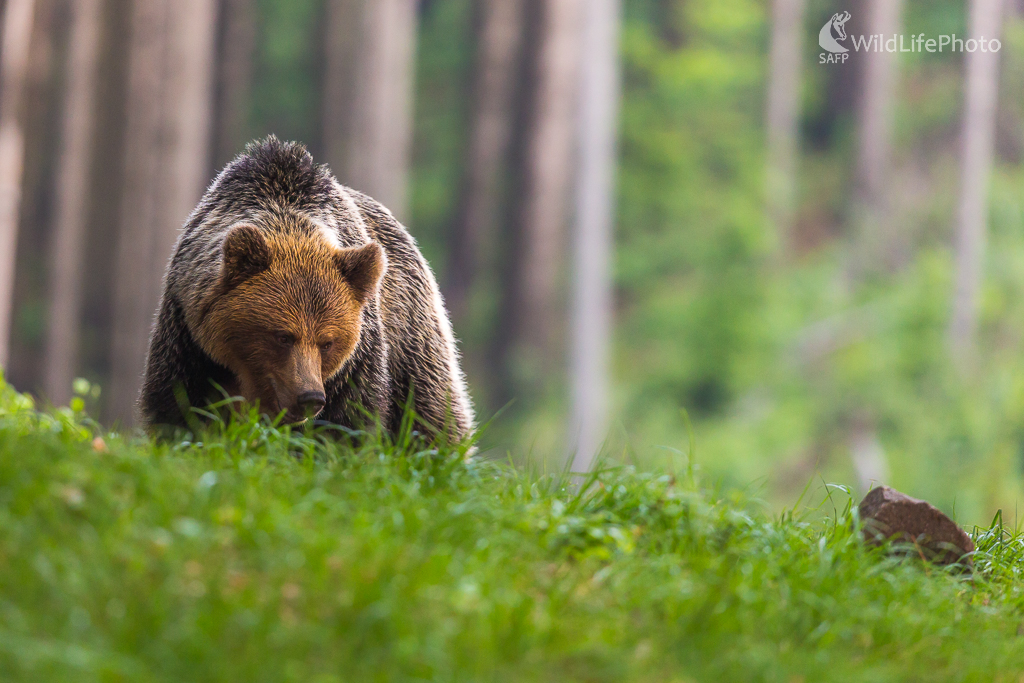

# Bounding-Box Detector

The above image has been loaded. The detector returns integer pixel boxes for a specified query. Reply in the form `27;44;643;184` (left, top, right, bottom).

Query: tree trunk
0;0;36;370
496;0;583;399
764;0;804;254
999;0;1024;162
853;0;904;274
322;0;364;178
949;0;1005;364
78;0;132;415
5;0;58;392
848;411;889;494
109;0;216;426
211;0;256;170
568;0;619;472
445;0;527;323
44;0;103;405
341;0;417;219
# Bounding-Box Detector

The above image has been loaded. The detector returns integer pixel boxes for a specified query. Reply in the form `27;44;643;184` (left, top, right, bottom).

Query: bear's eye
274;333;295;347
320;340;334;353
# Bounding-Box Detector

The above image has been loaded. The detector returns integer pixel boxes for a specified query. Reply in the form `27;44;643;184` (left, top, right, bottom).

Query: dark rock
858;486;975;567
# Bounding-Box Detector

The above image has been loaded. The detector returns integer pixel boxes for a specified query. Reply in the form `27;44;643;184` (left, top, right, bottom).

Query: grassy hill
1;378;1024;681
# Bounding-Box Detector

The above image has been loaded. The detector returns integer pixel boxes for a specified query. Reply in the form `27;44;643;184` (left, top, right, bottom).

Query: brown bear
140;136;474;440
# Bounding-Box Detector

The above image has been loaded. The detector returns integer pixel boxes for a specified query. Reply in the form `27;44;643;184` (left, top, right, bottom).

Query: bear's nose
296;390;326;416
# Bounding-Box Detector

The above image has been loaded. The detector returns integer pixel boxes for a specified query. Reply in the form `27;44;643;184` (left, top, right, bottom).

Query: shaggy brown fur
140;137;474;439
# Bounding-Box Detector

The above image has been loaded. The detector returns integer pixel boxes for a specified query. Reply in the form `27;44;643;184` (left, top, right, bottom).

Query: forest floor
2;378;1024;682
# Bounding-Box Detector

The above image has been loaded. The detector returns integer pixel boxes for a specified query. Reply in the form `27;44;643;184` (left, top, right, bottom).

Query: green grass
2;379;1024;681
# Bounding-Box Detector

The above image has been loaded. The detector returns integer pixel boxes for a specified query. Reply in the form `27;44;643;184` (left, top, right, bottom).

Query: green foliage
4;380;1024;680
599;0;1024;526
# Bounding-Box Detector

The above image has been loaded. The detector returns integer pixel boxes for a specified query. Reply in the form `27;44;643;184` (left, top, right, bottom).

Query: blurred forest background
0;0;1023;524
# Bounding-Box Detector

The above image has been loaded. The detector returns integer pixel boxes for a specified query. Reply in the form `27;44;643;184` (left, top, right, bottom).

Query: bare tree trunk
999;0;1024;162
517;0;582;355
445;0;526;323
44;0;103;405
764;0;804;254
568;0;619;472
322;0;364;177
343;0;417;219
849;410;889;494
78;0;131;415
0;0;36;370
5;0;58;391
497;0;583;397
109;0;164;423
853;0;904;274
211;0;256;169
949;0;1005;364
109;0;216;426
110;0;170;425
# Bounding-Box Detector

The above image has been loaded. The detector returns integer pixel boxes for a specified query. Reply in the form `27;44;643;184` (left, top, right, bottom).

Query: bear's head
196;224;386;423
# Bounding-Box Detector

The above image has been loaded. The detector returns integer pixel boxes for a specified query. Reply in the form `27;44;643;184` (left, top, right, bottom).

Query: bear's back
168;138;375;317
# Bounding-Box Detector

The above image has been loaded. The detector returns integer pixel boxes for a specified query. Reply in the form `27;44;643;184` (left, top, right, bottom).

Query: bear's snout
276;344;328;422
296;390;326;417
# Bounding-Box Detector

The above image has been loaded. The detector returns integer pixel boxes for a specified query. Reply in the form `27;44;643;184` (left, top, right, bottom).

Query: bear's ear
221;225;271;290
335;242;386;304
